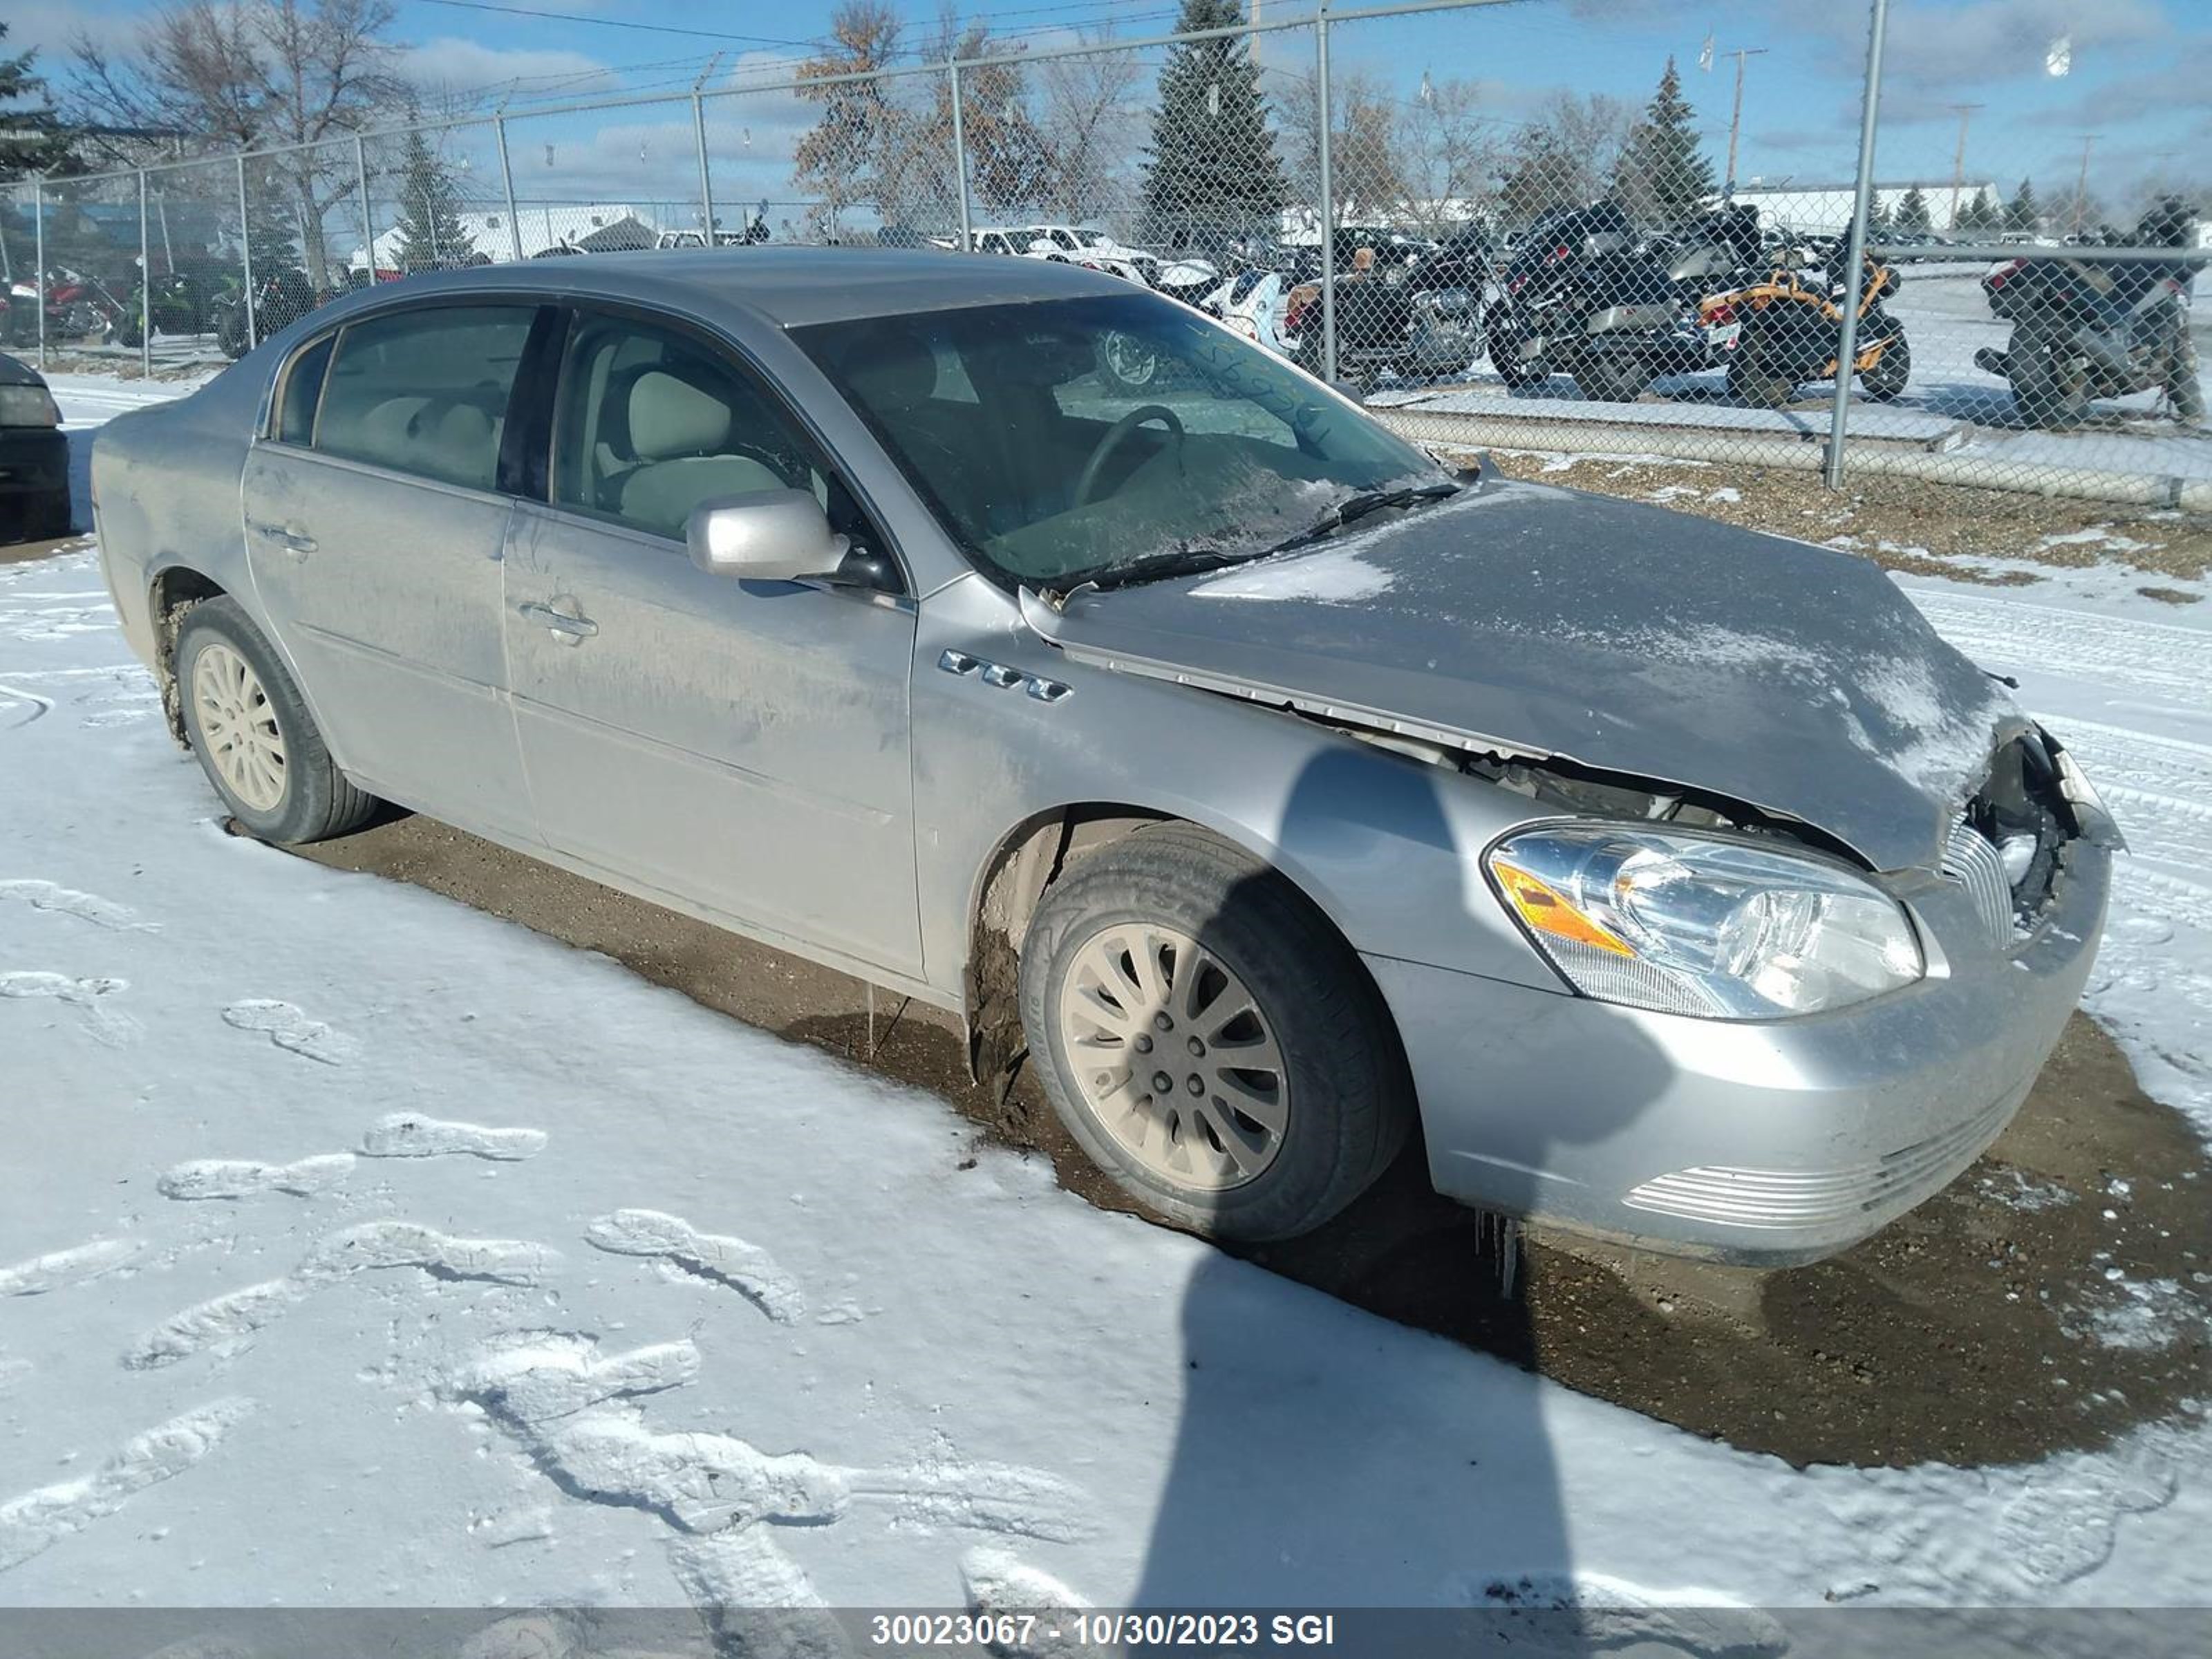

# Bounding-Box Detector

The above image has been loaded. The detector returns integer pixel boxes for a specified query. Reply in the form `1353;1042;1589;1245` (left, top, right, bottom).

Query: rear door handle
250;521;317;558
518;599;598;643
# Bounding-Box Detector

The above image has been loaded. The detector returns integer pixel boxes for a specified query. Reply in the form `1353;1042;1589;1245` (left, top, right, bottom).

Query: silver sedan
90;249;2117;1262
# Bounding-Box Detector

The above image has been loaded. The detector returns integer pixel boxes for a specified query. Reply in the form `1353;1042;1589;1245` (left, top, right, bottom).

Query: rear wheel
2008;332;2090;429
1858;332;1911;402
1572;356;1653;402
1018;823;1411;1241
1486;307;1548;388
175;597;378;844
1727;353;1795;408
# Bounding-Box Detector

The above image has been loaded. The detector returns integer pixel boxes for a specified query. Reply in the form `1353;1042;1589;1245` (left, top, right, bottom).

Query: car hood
1022;477;2023;872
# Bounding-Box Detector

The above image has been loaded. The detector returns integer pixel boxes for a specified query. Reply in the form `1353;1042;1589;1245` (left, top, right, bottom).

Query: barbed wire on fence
4;0;2203;505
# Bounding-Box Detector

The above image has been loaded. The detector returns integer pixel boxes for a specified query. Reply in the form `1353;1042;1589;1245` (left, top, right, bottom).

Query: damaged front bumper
1365;833;2112;1266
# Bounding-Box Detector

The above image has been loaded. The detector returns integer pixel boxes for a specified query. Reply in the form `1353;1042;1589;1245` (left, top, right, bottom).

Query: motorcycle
116;265;218;348
1698;236;1910;408
1971;223;2204;430
1285;263;1481;390
1485;202;1703;402
37;268;128;346
212;268;326;359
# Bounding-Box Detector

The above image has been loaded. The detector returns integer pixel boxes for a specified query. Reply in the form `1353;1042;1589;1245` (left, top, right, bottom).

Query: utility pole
2072;132;2101;236
1946;103;1982;230
1718;47;1769;202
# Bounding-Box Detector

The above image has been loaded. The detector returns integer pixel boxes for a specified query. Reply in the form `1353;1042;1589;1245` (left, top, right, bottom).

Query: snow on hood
1028;477;2023;872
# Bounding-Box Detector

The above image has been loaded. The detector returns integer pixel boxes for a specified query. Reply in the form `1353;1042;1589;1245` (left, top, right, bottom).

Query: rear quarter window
274;335;333;445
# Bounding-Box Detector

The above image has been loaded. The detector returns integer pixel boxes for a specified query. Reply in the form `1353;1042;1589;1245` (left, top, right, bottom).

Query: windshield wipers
1267;480;1463;554
1080;543;1266;594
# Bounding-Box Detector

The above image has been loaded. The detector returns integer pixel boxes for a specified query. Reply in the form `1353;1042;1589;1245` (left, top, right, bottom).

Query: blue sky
15;0;2209;213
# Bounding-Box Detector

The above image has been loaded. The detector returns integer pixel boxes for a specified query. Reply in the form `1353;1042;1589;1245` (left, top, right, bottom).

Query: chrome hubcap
190;641;287;813
1056;921;1287;1190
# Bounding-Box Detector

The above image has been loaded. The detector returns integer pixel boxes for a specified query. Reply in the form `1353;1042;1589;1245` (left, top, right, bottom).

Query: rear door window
314;304;534;491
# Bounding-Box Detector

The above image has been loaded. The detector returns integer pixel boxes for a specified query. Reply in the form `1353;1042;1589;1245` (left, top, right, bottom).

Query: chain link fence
5;0;2205;506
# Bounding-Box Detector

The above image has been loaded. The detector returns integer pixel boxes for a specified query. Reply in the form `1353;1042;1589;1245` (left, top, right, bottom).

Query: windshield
794;292;1445;588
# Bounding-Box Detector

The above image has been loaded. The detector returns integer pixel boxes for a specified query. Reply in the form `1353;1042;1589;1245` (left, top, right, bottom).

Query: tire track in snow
0;1399;254;1574
1910;591;2212;702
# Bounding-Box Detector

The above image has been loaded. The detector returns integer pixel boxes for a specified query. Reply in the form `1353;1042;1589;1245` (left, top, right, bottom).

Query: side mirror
686;489;848;582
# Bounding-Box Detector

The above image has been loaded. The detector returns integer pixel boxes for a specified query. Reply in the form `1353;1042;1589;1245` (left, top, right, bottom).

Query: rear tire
1018;823;1412;1242
174;596;378;845
26;488;71;541
1727;354;1795;408
2008;332;2090;429
1858;333;1911;402
1572;357;1653;402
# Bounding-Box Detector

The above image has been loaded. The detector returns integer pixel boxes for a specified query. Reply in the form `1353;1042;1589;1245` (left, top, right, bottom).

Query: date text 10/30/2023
869;1612;1340;1649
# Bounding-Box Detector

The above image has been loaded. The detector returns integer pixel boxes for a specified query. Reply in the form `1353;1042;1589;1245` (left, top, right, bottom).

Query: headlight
1485;824;1924;1020
0;385;59;428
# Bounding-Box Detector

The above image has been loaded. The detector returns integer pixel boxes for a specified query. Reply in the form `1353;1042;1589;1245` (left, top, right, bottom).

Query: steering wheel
1075;404;1185;507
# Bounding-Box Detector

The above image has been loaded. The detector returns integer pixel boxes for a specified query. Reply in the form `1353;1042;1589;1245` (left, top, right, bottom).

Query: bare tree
1496;91;1630;228
68;0;403;281
913;8;1049;227
1389;77;1500;236
1034;32;1141;225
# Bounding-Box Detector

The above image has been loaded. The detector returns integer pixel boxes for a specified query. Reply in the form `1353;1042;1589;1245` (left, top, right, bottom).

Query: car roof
320;245;1134;331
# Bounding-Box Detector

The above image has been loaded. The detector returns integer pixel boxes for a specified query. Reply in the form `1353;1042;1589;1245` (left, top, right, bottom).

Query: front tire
175;596;377;844
1018;823;1411;1241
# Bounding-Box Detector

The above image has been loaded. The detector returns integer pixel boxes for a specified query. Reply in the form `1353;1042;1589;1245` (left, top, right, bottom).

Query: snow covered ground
3;375;2209;1636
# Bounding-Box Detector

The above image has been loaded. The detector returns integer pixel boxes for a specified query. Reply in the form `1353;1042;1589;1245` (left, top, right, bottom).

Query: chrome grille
1942;818;2014;948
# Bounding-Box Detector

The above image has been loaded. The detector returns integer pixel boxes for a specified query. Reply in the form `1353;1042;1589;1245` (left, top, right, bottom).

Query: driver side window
552;313;834;543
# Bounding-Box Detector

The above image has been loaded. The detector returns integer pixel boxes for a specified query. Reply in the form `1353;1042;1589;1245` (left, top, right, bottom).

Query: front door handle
249;521;317;559
518;599;599;644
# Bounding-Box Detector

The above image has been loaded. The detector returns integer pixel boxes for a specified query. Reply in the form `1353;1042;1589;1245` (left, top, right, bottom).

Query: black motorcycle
213;268;325;359
1973;205;2204;429
1485;202;1703;401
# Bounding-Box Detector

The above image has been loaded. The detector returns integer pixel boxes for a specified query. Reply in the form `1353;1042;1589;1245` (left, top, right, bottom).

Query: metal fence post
138;171;153;377
1315;3;1338;382
355;135;376;280
32;177;46;371
236;156;258;349
692;92;715;241
1824;0;1891;490
494;116;524;263
949;61;974;251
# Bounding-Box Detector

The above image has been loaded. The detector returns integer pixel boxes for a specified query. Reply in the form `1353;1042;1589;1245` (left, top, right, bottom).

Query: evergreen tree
1609;57;1716;226
392;124;476;273
1139;0;1288;250
2004;178;2040;234
1956;185;1999;232
1895;186;1933;232
0;24;72;182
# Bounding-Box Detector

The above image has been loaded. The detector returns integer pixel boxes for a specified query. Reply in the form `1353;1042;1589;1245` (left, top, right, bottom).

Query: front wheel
175;596;379;844
1018;823;1412;1242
